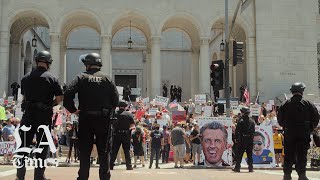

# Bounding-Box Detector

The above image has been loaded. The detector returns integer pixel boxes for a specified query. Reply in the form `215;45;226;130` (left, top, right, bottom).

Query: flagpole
255;92;260;104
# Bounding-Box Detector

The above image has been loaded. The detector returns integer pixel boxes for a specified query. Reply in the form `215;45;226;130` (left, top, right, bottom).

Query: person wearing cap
17;51;63;180
232;107;255;172
278;82;319;180
64;53;119;180
110;100;135;170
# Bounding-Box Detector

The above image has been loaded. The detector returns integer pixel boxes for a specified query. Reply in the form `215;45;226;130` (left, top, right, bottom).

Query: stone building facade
0;0;318;102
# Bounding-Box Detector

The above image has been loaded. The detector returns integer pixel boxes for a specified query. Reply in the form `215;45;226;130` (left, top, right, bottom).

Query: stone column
50;33;61;78
9;42;21;84
60;44;67;83
151;36;161;98
0;31;10;95
247;37;257;96
100;35;112;76
199;38;210;94
191;51;200;97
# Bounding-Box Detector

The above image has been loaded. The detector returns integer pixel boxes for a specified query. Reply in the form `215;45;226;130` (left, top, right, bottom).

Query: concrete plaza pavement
0;163;319;180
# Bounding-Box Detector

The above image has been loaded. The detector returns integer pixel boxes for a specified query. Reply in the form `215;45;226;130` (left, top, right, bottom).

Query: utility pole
224;0;230;117
225;0;243;117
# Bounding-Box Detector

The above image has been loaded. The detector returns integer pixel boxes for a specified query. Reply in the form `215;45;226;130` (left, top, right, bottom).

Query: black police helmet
118;100;128;108
290;82;306;94
35;51;53;64
240;107;250;114
82;53;102;67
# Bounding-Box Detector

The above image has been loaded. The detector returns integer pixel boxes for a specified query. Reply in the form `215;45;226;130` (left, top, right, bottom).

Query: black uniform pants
77;114;110;180
235;137;253;170
110;133;132;168
150;147;161;168
283;134;310;176
16;110;52;180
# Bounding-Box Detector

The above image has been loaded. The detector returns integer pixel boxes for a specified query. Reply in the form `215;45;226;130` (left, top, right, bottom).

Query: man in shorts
190;124;202;165
171;123;189;168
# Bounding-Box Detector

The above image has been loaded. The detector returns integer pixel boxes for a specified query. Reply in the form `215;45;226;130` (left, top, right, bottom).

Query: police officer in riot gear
16;50;63;180
64;53;119;180
278;82;319;180
110;100;135;170
232;107;255;173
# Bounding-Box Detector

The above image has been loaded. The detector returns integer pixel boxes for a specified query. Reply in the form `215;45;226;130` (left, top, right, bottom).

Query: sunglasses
253;141;263;146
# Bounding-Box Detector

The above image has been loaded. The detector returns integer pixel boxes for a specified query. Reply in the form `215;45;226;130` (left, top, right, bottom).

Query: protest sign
203;106;212;117
241;125;276;168
250;105;260;117
131;88;141;96
14;107;23;119
142;97;150;104
154;96;169;106
266;104;272;111
195;105;202;114
0;98;4;105
7;96;14;105
195;94;206;104
116;86;124;95
172;111;186;123
149;108;158;116
269;100;275;106
197;117;233;167
0;141;16;155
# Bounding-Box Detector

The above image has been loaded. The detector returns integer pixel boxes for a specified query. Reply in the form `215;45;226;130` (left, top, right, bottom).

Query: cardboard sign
154;96;169;106
203;106;212;117
195;94;206;104
131;88;141;96
14;107;23;120
149;108;158;116
7;96;14;105
142;97;150;104
250;105;261;117
266;104;273;111
172;111;186;122
0;142;16;155
269;100;275;106
116;86;124;95
195;105;202;114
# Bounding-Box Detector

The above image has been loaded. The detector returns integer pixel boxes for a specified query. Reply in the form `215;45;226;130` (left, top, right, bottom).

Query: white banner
241;125;276;168
0;141;16;155
197;117;233;167
131;88;141;96
195;94;206;104
250;105;260;117
154;96;169;106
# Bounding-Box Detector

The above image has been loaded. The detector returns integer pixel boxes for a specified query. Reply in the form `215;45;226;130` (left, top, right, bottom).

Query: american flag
244;88;250;105
169;100;178;109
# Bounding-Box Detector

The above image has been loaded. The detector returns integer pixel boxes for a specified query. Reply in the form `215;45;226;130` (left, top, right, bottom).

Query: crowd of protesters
0;92;319;169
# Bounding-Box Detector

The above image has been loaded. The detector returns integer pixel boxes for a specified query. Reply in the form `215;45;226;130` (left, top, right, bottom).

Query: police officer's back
63;53;119;180
278;82;319;180
17;50;63;180
110;100;135;170
233;107;255;173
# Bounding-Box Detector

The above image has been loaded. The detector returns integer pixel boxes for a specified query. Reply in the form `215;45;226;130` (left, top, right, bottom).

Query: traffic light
233;41;244;66
210;60;224;91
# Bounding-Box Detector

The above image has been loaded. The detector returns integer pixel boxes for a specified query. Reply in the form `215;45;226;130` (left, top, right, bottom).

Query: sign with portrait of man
197;117;233;167
241;125;276;168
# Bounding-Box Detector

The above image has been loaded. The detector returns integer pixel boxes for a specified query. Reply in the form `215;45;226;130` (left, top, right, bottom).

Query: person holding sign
278;82;319;180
